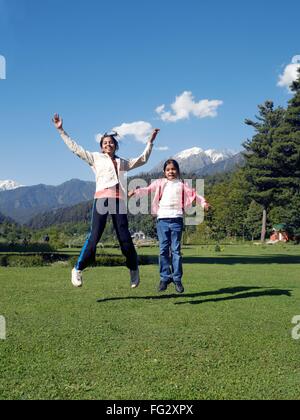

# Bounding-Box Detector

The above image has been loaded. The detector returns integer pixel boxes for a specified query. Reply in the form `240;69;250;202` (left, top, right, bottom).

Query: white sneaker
130;268;140;289
71;268;83;288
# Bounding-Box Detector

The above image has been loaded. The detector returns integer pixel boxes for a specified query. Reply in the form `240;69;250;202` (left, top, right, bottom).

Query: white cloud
278;55;300;91
114;121;153;143
96;121;153;144
156;91;223;122
154;146;169;152
155;105;165;115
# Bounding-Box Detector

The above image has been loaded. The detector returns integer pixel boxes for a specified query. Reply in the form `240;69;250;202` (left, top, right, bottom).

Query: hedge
0;243;55;253
0;255;8;267
0;253;152;268
68;254;152;267
6;255;45;267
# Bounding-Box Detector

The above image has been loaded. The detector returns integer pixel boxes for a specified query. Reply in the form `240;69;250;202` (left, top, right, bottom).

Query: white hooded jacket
59;129;154;196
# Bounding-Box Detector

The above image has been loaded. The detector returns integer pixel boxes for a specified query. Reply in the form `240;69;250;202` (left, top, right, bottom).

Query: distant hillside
0;211;15;225
27;200;94;229
27;171;237;230
18;163;243;229
0;179;95;224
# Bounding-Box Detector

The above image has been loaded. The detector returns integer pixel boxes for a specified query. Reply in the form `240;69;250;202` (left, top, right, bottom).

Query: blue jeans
157;218;184;283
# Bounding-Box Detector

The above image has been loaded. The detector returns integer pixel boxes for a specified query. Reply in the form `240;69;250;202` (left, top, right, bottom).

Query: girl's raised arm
52;114;95;167
126;129;160;171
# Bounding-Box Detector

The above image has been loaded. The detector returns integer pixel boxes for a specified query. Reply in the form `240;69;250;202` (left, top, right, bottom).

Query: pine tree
271;67;300;233
243;101;285;241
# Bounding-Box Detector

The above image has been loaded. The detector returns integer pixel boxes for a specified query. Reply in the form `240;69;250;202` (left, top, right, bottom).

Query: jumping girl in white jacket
52;114;160;289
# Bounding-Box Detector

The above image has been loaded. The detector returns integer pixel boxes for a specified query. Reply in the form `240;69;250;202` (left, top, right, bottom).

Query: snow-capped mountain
175;147;205;160
0;180;24;191
150;147;237;174
175;147;234;165
175;147;234;162
204;149;234;164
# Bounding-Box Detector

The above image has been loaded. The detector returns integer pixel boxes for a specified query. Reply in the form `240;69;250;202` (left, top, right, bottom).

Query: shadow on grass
182;255;300;265
97;286;292;304
174;288;292;305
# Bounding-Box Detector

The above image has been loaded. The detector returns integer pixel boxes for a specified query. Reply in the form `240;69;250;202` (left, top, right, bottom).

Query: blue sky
0;0;299;186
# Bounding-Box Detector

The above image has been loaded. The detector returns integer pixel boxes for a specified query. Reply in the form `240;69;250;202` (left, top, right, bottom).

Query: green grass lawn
1;244;300;400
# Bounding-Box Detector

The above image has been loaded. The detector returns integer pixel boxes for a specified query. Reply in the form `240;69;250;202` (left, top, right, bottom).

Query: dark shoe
174;282;184;294
130;268;140;289
158;281;168;292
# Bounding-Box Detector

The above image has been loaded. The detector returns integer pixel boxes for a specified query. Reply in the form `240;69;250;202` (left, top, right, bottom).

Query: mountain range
0;179;95;224
0;147;245;226
150;147;244;175
0;211;14;224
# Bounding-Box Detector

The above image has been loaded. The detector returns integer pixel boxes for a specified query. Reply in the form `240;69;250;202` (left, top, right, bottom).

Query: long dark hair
163;159;181;176
100;132;119;151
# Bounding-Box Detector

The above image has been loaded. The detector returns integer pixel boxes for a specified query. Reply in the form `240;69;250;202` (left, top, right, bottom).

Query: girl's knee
120;241;136;254
171;247;181;256
160;247;170;257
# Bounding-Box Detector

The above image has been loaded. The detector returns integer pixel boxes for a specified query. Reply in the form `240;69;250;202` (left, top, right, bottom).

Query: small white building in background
131;231;146;241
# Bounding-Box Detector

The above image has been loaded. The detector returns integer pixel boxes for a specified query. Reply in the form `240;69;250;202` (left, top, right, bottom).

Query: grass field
0;244;300;400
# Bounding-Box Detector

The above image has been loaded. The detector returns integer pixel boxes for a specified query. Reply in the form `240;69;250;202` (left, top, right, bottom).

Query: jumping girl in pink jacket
129;159;209;293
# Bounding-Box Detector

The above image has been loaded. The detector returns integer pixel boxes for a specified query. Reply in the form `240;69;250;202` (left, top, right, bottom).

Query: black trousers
75;199;138;271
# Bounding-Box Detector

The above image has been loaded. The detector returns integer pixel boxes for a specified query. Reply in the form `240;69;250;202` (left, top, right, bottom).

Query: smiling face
164;163;180;181
101;136;117;157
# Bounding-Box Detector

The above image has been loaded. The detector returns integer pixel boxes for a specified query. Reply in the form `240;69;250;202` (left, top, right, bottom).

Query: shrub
68;254;151;267
0;255;8;267
41;253;70;264
0;243;55;253
215;244;221;252
293;232;300;245
95;256;126;267
7;255;45;267
49;241;67;250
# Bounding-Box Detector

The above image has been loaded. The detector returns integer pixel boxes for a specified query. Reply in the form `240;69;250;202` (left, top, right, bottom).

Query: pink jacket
134;178;207;216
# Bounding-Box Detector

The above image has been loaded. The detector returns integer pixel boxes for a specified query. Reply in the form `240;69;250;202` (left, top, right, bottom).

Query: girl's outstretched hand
128;190;135;198
52;114;63;130
149;128;160;144
204;202;211;211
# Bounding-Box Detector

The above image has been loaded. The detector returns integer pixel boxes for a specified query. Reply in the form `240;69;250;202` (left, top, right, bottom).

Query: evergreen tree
243;101;285;241
271;67;300;232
